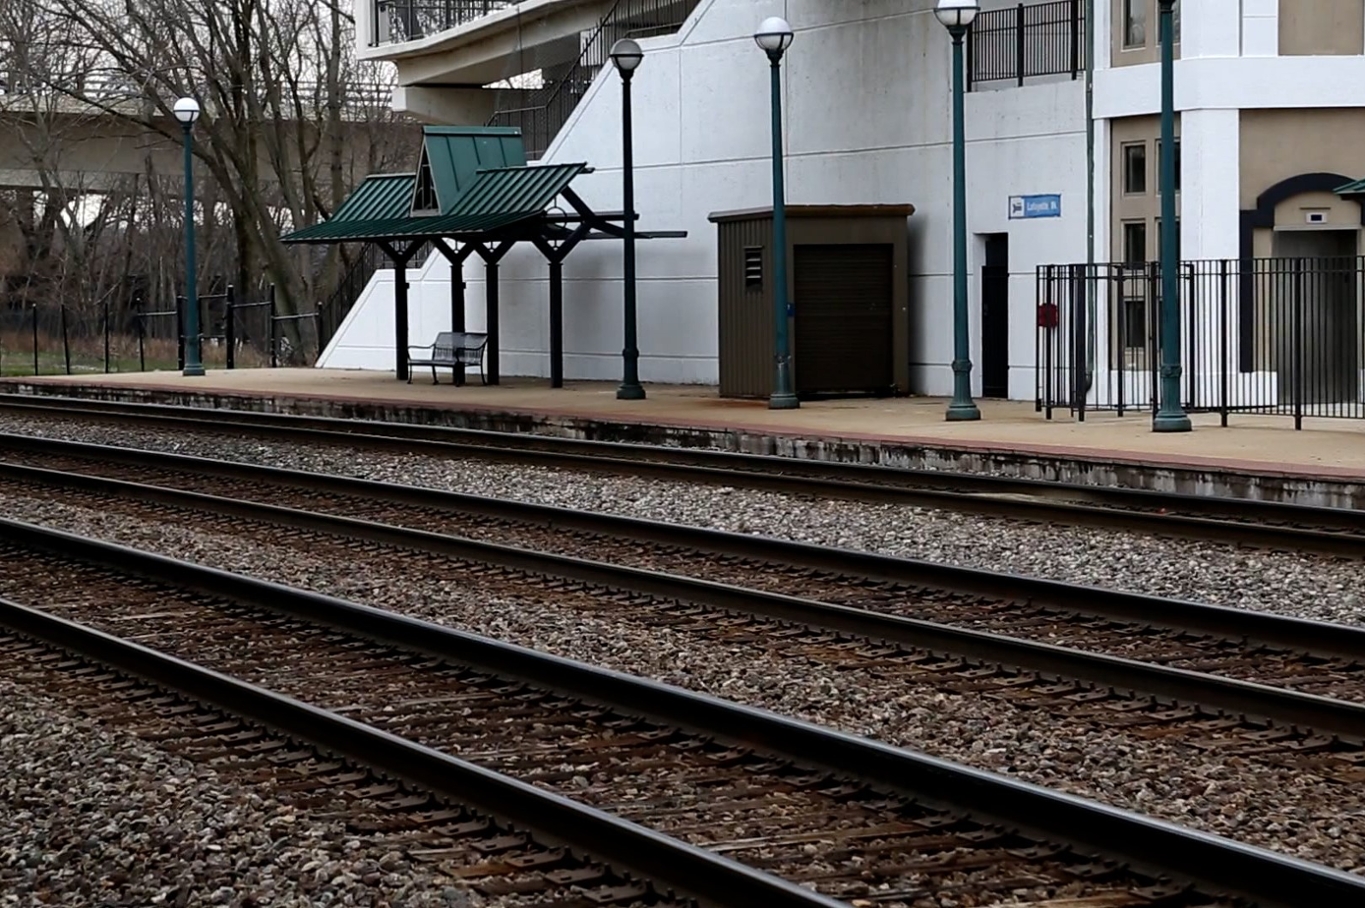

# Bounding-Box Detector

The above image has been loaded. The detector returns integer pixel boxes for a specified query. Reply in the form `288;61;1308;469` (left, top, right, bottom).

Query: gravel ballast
0;671;484;908
3;491;1363;876
0;412;1361;625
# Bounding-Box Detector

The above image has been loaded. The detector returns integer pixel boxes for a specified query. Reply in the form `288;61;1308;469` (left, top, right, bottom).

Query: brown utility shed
709;205;914;400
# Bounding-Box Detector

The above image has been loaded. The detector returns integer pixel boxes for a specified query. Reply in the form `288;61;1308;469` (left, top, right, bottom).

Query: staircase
487;0;699;159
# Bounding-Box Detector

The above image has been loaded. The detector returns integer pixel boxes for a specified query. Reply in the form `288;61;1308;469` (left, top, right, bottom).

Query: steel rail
0;599;837;908
8;461;1365;747
3;519;1364;908
4;432;1365;662
0;393;1362;553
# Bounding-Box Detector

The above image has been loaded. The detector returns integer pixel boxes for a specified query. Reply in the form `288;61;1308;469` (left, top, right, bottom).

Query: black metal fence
969;0;1086;90
0;301;145;375
486;0;699;160
1036;258;1365;429
0;286;328;377
371;0;513;45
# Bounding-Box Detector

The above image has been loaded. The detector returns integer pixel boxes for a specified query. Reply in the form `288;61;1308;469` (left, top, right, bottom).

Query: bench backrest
432;331;488;354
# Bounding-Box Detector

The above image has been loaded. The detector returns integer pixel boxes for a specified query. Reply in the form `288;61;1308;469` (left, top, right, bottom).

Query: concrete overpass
0;85;404;191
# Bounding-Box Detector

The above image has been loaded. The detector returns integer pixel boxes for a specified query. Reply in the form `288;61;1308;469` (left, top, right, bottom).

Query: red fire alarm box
1036;302;1059;330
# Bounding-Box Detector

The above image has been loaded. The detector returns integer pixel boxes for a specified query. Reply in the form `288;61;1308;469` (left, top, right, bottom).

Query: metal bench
406;331;489;386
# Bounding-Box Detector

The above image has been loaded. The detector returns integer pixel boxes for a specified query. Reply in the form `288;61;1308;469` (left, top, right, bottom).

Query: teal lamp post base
768;392;801;410
616;382;646;401
1152;413;1192;432
183;363;205;377
946;401;981;421
945;359;981;421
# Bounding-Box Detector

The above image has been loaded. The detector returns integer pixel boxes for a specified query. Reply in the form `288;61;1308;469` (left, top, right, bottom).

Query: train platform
2;368;1363;505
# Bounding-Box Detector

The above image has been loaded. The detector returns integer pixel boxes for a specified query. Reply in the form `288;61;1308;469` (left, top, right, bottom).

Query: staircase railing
318;244;384;349
488;0;698;159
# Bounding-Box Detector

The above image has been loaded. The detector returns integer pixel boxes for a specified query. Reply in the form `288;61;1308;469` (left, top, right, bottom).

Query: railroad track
2;632;682;907
4;522;1363;907
0;393;1362;556
7;440;1365;757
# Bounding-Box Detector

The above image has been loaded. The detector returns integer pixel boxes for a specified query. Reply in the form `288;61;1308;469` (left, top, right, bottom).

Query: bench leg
479;357;487;386
454;363;464;387
431;364;439;385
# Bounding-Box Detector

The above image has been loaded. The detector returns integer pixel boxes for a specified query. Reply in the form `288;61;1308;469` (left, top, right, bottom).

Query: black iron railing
969;0;1085;90
1036;257;1365;429
487;0;698;160
372;0;514;45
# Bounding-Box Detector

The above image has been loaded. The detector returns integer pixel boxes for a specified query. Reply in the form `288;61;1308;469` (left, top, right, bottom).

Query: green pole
1152;0;1190;431
616;66;645;400
946;27;980;421
767;50;799;410
182;119;204;377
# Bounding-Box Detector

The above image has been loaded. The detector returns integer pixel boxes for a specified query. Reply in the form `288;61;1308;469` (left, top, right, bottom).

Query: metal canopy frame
282;129;686;387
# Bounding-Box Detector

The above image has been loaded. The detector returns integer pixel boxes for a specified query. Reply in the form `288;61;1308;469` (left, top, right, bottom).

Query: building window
1123;0;1146;48
1156;138;1181;194
1122;143;1147;195
1122;221;1148;264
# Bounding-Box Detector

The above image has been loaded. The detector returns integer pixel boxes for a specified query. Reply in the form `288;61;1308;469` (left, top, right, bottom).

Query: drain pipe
1083;0;1097;396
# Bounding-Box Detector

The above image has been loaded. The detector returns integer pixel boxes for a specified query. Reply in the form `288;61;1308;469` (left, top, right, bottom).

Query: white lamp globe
934;0;981;30
173;96;201;125
610;38;644;73
754;16;794;53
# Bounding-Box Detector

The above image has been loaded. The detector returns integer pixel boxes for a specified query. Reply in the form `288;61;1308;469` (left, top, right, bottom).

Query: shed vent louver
744;246;764;289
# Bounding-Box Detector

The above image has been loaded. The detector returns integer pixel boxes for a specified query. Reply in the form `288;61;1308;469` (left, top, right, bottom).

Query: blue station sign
1009;194;1062;220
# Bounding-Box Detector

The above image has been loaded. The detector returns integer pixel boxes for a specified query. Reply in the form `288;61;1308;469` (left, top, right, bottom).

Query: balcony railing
969;0;1085;90
372;0;515;45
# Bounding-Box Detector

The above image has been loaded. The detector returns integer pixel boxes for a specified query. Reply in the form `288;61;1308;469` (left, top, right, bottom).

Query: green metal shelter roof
418;126;528;215
1336;178;1365;196
279;122;599;246
329;173;416;222
281;209;535;244
449;163;587;217
281;160;589;245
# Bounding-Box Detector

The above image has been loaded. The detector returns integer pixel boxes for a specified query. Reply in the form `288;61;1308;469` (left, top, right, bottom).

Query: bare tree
3;0;415;345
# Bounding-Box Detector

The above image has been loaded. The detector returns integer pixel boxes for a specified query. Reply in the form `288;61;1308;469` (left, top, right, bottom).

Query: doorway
980;234;1010;398
793;244;895;395
1270;229;1360;405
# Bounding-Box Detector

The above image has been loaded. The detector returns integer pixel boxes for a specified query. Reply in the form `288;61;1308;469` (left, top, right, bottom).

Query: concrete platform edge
5;379;1363;508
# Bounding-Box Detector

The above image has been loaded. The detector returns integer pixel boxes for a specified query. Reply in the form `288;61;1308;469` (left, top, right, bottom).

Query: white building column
1241;0;1280;57
1180;107;1242;403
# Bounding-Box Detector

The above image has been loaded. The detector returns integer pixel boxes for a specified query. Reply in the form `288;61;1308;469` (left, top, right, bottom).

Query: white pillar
1241;0;1280;57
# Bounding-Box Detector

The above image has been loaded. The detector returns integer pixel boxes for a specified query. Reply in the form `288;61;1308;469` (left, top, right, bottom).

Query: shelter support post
432;238;479;385
549;261;564;388
533;225;592;389
475;240;516;387
378;241;421;381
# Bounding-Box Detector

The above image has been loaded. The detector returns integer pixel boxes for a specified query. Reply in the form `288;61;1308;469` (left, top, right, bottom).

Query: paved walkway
9;368;1365;479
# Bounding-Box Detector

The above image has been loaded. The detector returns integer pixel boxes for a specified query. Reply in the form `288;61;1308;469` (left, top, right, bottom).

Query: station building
319;0;1365;405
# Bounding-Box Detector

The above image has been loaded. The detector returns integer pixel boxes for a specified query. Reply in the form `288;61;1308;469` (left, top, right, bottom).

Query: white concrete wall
328;0;1365;399
326;0;1093;400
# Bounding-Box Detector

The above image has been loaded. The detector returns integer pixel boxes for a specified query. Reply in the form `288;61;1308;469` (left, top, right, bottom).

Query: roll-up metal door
793;244;894;395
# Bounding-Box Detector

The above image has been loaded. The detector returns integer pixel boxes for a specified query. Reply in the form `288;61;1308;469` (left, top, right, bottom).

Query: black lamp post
1152;0;1191;432
173;96;204;377
610;37;646;400
755;16;799;410
935;0;981;421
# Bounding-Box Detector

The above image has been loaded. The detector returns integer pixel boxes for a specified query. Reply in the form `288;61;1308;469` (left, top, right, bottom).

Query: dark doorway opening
1270;229;1360;405
793;243;895;396
981;233;1010;398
